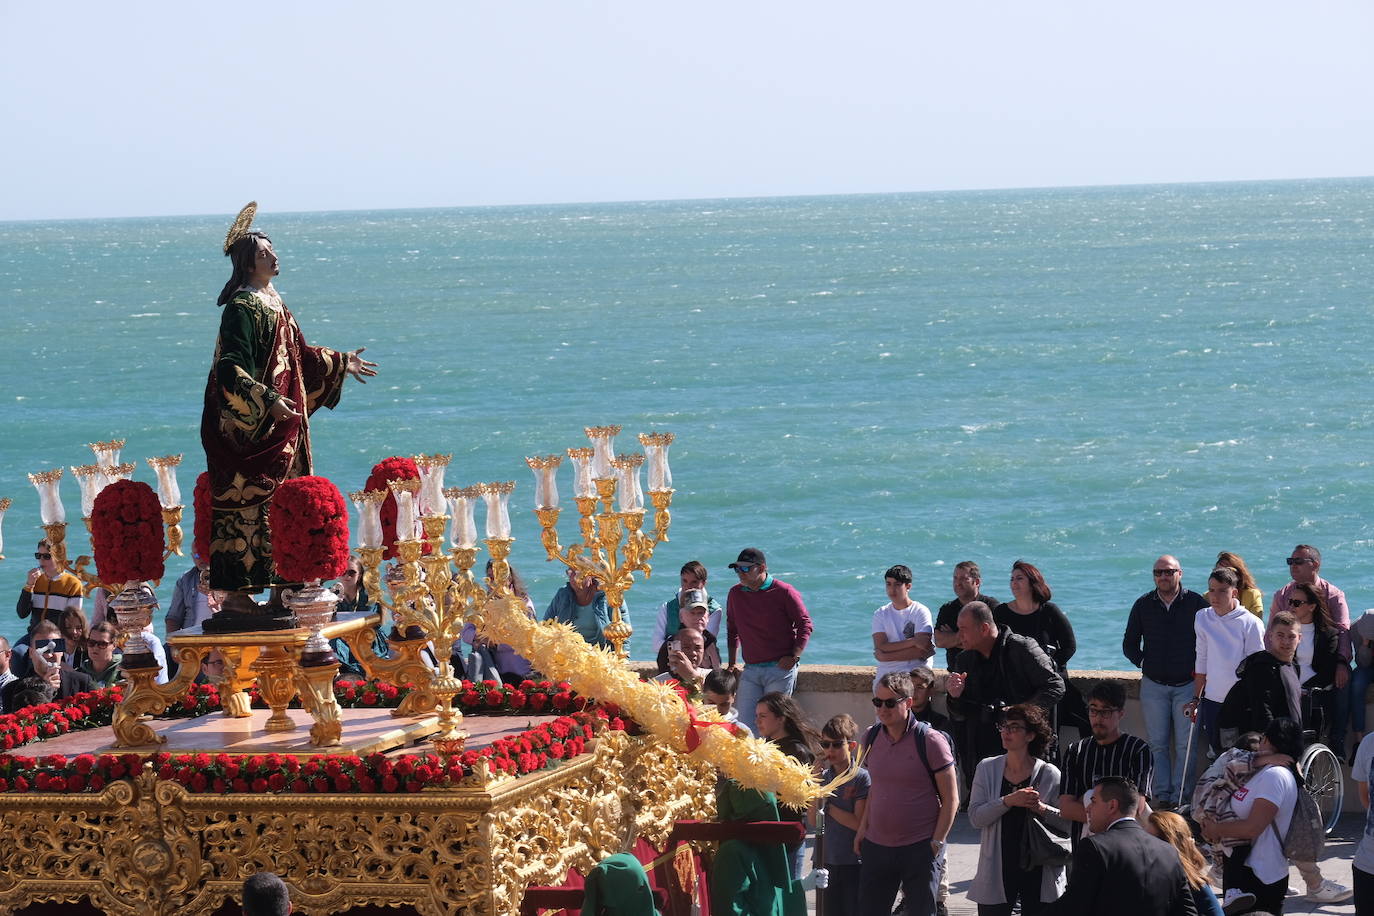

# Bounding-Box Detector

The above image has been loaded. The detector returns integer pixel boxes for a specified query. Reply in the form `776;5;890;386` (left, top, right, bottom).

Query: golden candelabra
349;461;519;754
527;426;674;659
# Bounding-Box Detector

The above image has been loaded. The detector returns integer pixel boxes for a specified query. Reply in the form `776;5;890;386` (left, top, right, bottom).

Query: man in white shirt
871;565;934;690
1190;566;1264;757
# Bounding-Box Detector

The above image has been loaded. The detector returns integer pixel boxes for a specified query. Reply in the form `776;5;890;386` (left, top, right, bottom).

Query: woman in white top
968;703;1069;915
1198;717;1302;914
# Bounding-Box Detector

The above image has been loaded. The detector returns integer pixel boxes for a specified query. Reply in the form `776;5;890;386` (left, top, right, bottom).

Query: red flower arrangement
0;684;598;795
269;476;350;583
364;457;419;560
192;471;212;561
91;480;165;586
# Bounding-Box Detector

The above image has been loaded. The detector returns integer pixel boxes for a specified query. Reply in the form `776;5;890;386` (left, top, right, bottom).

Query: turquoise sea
2;178;1373;670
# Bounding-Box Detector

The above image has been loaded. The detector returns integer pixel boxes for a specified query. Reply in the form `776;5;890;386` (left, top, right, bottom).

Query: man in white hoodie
1190;566;1265;757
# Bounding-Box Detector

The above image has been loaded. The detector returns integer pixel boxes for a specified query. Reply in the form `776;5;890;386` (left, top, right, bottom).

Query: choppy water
3;178;1373;669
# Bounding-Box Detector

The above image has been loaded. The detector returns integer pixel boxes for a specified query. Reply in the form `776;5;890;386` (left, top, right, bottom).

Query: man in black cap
725;548;813;732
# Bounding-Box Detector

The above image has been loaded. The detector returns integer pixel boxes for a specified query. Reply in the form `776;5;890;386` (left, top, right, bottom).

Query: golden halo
222;201;258;255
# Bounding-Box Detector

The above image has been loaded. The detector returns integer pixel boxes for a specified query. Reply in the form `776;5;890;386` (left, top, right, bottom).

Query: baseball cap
681;588;710;610
729;548;766;570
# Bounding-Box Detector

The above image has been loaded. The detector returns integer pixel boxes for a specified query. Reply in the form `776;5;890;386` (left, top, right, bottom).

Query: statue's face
253;237;280;279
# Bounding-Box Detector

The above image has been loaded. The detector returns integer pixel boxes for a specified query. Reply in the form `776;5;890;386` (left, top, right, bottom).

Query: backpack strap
863;719;942;800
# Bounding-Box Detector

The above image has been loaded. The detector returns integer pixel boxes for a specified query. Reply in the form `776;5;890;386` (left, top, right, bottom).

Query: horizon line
5;172;1373;226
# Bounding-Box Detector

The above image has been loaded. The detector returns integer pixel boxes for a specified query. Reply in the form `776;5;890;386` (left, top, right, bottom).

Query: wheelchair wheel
1298;742;1344;834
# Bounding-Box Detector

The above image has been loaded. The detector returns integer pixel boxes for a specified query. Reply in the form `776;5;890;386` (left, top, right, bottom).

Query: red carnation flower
381;774;400;792
485;691;504;708
91;480;166;584
268;774;286;792
269;476;350;583
190;773;208;792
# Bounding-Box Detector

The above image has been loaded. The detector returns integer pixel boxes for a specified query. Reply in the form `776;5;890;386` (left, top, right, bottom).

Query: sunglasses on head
871;696;905;708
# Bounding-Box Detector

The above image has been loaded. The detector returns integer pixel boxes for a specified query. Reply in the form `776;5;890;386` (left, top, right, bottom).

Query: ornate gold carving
0;730;712;915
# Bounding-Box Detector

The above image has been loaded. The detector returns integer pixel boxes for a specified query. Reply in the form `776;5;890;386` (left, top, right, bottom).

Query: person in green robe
710;779;807;916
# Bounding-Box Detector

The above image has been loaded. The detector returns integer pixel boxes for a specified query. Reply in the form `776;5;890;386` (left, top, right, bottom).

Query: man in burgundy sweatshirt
725;547;814;732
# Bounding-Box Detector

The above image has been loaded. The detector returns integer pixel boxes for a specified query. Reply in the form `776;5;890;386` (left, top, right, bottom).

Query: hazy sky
4;1;1372;221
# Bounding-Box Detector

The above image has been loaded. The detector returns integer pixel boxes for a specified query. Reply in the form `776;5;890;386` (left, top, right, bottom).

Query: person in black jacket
1049;776;1198;915
947;601;1066;769
1287;581;1346;741
1218;611;1305;745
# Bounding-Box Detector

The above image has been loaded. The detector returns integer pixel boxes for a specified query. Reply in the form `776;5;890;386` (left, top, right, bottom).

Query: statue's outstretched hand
270;396;300;421
347;348;378;383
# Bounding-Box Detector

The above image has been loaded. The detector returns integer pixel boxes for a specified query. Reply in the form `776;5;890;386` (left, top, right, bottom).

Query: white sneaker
1305;879;1353;903
1221;888;1256;915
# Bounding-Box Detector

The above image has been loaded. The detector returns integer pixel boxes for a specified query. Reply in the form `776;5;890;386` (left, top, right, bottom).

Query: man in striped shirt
1058;680;1153;841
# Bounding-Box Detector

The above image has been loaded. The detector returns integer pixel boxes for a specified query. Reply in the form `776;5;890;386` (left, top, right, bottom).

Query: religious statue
200;202;377;629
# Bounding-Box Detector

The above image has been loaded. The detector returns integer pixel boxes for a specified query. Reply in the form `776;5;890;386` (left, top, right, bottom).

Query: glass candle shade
525;455;562;509
72;464;105;518
639;432;674;491
0;496;10;557
389;480;420;543
146;454;183;508
349;490;386;549
585;425;621;480
413;453;452;517
444;486;480;549
27;469;65;525
612;455;644;512
566;447;595;499
480;481;515;539
89;439;125;471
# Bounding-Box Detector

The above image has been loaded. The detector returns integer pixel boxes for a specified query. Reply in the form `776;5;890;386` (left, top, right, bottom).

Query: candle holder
147;454;185;558
529;426;674;660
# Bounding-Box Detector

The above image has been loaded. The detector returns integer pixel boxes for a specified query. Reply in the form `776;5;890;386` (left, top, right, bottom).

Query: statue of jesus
200;203;377;625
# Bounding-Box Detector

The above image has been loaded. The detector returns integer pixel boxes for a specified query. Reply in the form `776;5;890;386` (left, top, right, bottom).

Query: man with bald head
1122;554;1208;808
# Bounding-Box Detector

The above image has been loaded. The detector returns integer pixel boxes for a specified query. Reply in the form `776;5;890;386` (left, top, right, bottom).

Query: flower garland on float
479;594;826;808
0;682;600;794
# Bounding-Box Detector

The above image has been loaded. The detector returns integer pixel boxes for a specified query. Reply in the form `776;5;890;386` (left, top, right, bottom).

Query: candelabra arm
535;507;563;562
161;505;184;558
648;489;675;547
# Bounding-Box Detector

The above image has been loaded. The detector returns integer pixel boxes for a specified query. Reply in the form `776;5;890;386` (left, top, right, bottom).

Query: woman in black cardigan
1288;581;1346;738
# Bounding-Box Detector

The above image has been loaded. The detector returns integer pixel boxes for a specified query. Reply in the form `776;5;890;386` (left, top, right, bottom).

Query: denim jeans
858;838;942;916
1140;677;1197;805
736;661;799;732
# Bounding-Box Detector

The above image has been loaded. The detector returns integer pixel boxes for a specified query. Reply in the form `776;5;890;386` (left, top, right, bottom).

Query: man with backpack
853;671;959;916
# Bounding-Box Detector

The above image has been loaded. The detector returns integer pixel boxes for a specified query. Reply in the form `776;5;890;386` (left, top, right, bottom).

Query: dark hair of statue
218;231;271;307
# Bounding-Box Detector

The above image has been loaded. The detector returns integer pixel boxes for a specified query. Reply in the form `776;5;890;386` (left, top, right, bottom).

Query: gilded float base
0;723;714;916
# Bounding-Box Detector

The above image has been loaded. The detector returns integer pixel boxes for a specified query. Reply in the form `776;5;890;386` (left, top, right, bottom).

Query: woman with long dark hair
755;691;819;881
1287;581;1347;744
1198;717;1303;914
994;561;1087;736
968;704;1068;915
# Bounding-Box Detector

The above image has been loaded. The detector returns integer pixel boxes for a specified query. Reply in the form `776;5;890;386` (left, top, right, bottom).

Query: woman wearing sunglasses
967;703;1068;915
1287;582;1346;743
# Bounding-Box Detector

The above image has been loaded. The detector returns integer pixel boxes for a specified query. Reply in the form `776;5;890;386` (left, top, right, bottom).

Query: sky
3;1;1372;221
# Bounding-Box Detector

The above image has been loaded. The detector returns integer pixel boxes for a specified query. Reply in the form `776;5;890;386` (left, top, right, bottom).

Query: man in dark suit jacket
1049;776;1198;916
